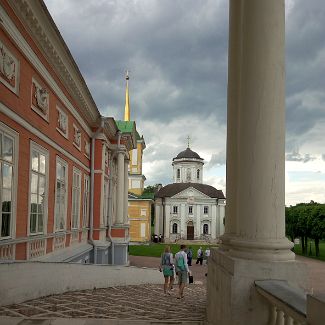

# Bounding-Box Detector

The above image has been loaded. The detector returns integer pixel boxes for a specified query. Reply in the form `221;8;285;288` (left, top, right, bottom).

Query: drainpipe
90;118;105;243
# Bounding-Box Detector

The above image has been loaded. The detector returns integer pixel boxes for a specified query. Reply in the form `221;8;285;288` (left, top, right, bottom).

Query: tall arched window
172;223;178;234
197;169;200;180
203;223;209;235
177;169;180;179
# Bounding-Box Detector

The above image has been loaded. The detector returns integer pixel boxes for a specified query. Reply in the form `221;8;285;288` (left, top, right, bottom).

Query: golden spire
124;70;130;121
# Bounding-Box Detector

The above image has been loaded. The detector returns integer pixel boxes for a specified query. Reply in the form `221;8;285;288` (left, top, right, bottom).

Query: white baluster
275;308;284;325
284;314;293;325
269;305;277;325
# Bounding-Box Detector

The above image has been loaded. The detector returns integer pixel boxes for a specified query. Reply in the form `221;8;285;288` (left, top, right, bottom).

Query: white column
207;2;307;324
211;205;217;239
116;151;124;224
124;159;129;224
221;0;293;261
154;202;161;235
165;204;170;238
180;204;185;238
196;205;200;239
219;203;225;236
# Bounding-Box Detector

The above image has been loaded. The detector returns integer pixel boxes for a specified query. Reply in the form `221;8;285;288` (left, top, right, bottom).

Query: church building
154;146;225;242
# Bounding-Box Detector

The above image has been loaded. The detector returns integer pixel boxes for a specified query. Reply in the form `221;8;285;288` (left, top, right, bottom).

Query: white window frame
203;223;209;235
0;122;18;240
140;208;147;217
82;174;90;228
189;205;193;214
177;168;180;179
28;142;49;236
204;206;208;214
173;206;178;214
71;167;81;229
172;223;178;234
54;156;68;232
132;149;137;165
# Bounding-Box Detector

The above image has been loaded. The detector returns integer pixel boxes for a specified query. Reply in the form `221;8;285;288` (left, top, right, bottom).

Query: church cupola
172;141;204;184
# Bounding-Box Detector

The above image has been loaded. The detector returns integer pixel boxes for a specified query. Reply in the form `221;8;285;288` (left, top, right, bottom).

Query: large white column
221;0;292;261
207;1;307;324
116;151;124;224
154;202;161;235
124;159;129;224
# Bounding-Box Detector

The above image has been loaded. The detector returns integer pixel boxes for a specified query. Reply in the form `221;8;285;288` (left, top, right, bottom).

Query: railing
255;280;307;325
53;233;65;251
28;239;46;259
0;244;14;260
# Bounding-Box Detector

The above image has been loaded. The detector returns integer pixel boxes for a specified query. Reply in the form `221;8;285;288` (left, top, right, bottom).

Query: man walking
175;244;190;299
196;246;203;265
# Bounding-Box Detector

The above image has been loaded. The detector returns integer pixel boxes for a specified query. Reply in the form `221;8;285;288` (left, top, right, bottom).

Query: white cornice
1;1;100;134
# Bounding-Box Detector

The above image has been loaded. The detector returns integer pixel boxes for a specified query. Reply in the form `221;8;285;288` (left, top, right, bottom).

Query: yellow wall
128;200;151;242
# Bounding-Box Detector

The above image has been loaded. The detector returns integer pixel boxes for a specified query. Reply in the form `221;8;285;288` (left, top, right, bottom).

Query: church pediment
171;186;210;200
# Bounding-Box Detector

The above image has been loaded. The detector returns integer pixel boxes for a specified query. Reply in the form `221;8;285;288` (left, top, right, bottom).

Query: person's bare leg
180;283;185;298
164;277;169;294
169;276;174;291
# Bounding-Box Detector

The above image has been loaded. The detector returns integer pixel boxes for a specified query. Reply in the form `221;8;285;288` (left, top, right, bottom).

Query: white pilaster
154;203;161;235
180;204;185;238
211;205;217;239
124;159;129;224
196;205;200;238
116;151;124;224
165;204;170;238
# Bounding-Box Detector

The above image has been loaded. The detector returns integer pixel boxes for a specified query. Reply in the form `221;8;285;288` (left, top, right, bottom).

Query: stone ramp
0;318;205;324
0;284;206;324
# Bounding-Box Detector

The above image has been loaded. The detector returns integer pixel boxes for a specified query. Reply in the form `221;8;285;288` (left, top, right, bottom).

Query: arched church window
203;223;209;235
197;169;200;179
172;223;178;234
177;169;180;179
186;168;191;181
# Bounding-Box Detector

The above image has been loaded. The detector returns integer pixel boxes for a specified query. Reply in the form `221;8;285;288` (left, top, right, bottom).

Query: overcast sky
44;0;325;206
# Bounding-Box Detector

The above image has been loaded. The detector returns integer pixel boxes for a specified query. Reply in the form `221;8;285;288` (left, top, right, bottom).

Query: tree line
286;201;325;257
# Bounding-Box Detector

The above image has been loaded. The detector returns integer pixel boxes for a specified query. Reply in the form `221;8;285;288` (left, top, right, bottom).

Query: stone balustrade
255;280;307;325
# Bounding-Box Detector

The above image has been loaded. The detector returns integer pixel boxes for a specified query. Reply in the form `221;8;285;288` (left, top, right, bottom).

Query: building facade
0;0;133;265
155;147;226;242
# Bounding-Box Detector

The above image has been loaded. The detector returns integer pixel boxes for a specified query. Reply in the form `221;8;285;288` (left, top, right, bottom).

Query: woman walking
160;246;175;295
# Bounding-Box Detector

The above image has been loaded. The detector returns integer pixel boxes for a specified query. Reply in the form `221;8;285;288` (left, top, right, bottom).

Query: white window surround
173;206;178;214
132;149;137;165
71;167;81;229
140;223;146;237
54;156;68;232
28;141;49;236
56;105;68;139
0;121;18;240
204;206;209;214
140;209;147;217
189;205;193;214
82;175;90;228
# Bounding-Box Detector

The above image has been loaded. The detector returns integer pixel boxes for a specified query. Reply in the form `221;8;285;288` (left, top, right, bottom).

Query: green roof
116;120;135;133
139;192;154;199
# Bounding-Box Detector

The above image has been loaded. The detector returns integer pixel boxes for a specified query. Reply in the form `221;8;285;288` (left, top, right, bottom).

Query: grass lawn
129;243;217;259
294;239;325;262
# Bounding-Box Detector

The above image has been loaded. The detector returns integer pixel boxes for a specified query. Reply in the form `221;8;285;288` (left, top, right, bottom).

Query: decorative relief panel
73;124;81;150
56;106;68;138
31;78;49;120
84;140;90;157
0;40;19;94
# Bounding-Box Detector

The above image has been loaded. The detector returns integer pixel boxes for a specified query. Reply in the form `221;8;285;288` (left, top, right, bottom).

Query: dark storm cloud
285;151;316;163
285;0;325;151
44;0;229;123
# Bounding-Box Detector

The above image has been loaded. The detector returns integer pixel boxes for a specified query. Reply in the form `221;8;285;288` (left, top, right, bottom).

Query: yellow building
121;72;152;242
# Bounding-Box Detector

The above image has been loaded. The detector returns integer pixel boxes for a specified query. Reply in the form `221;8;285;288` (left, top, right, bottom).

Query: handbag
189;275;194;284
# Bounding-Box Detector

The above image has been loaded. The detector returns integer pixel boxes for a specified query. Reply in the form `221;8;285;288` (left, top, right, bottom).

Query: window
29;143;48;234
173;206;178;214
197;169;200;180
204;206;208;214
0;126;16;238
177;169;180;179
132;149;138;165
55;158;68;231
203;224;209;235
172;223;178;234
82;175;90;228
71;168;81;229
189;206;193;214
56;106;68;138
